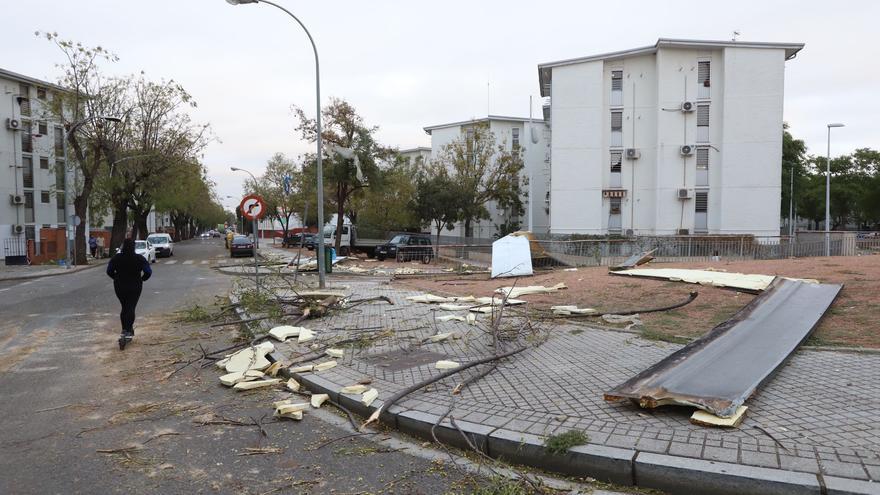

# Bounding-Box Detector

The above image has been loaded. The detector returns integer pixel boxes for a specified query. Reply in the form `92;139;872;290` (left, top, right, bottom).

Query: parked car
376;234;433;263
146;233;173;257
281;232;315;248
134;240;157;263
230;236;255;257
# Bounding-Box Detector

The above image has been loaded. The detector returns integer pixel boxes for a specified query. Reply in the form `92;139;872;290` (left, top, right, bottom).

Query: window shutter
611;111;623;130
697;105;710;127
696;147;709;170
610;198;622;214
698;61;710;86
695;191;708;212
611;70;623;91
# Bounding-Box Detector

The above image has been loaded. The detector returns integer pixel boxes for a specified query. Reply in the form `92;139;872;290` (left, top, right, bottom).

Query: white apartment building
423;115;551;239
398;147;432;167
1;68;72;261
539;39;804;237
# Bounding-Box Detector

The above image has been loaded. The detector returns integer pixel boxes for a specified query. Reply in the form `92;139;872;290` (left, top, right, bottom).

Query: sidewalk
0;258;109;282
255;275;879;495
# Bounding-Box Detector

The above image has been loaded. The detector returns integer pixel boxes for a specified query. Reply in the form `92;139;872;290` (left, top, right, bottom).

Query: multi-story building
1;68;72;262
423;115;551;239
538;38;804;237
398;147;432;167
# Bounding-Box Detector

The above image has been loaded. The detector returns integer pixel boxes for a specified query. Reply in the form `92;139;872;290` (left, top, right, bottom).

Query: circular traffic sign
239;194;266;221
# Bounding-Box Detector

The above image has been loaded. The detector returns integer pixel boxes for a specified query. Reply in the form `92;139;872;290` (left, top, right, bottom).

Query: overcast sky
1;0;877;211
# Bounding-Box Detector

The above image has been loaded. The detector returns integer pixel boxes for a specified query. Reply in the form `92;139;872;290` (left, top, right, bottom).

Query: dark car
376;234;433;263
230;236;255;257
281;233;317;249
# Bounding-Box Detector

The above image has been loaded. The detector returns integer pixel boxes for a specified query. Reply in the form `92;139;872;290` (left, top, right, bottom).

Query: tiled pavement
255;249;880;489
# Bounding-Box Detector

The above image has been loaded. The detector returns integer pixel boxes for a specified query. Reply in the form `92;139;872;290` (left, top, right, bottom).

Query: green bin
324;248;333;273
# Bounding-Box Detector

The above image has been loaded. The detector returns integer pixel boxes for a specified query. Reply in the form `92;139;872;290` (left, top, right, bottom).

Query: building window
21;121;33;153
55;161;66;190
54;126;65;156
695;191;708;233
41;191;51;203
511;128;520;149
610;110;623;147
696;147;709;187
610;197;622;215
38;121;48;135
696;104;709;143
37;87;47;100
611;70;623;107
40;157;49;170
610;150;622;173
22;156;34;188
465;127;476;164
698;61;711;99
57;192;66;223
24;192;35;223
19;83;31;116
26;225;36;241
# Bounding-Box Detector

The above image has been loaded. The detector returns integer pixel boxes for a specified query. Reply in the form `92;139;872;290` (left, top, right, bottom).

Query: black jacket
106;253;152;286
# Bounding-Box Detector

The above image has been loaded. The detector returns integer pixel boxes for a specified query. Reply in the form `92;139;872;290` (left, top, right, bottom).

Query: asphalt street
0;239;496;494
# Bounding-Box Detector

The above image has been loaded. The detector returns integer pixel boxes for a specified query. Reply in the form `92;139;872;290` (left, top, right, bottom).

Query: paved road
0;239;541;494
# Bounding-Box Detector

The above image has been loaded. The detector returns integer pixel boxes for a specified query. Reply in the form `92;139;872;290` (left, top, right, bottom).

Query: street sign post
239;194;266;294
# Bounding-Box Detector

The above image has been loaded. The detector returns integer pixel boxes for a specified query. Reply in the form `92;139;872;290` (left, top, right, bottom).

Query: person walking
106;238;152;349
96;235;105;258
89;235;98;258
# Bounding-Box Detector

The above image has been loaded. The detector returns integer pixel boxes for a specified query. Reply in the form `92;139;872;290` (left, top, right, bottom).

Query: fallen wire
309;432;383;451
752;425;791;453
548;290;699;319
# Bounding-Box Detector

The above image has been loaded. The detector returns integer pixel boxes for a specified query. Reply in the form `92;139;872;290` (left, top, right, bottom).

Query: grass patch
543;430;589;455
640;328;691;345
468;477;553;495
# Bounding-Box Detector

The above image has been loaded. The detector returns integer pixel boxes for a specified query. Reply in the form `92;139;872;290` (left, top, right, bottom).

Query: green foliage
414;165;463;243
469;477;552;495
351;158;420;233
177;304;212;323
543;430;589;455
245;153;303;238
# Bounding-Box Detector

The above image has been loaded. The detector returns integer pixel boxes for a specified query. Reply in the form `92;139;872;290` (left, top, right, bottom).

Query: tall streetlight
825;123;844;256
225;0;326;288
231;166;261;293
64;114;122;267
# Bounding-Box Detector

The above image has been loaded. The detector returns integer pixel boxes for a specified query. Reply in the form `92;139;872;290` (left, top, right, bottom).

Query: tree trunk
110;201;129;253
73;193;90;265
464;218;473;239
135;209;149;240
335;185;345;253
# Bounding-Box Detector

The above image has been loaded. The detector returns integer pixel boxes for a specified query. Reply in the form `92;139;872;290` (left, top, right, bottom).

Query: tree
348;157;420;236
246;153;304;240
434;125;526;238
292;98;393;252
413;165;463;252
780;123;807;230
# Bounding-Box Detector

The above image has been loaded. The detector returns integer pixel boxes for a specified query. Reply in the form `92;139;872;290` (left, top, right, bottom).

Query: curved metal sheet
604;277;842;417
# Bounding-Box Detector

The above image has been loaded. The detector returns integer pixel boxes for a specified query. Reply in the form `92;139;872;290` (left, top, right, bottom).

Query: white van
147;233;174;257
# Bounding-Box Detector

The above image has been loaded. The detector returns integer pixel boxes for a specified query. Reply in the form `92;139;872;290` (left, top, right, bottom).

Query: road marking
165;260;178;265
0;288;9;292
183;260;194;265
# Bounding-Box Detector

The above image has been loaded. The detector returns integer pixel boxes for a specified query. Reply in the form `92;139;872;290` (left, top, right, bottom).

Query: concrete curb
0;258;109;282
229;289;880;495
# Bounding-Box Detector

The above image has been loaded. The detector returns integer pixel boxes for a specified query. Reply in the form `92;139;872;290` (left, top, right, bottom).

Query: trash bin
324;248;333;273
330;247;336;261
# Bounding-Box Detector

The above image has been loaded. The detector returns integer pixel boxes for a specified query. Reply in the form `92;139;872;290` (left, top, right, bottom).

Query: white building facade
1;68;72;261
423;116;551;239
539;39;803;237
398;147;432;167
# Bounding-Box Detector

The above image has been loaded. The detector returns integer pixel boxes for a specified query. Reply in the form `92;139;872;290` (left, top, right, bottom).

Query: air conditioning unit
11;224;25;235
625;148;641;160
677;228;690;235
677;188;692;199
680;145;695;156
625;229;634;236
6;118;21;130
10;194;24;205
680;101;696;113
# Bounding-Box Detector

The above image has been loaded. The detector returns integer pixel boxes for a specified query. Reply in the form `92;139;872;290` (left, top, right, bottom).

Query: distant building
538;38;804;237
398;147;432;167
423;115;551;239
0;68;73;262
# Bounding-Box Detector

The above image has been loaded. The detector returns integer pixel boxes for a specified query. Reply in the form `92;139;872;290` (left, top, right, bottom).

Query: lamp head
226;0;258;4
827;123;845;128
231;167;241;172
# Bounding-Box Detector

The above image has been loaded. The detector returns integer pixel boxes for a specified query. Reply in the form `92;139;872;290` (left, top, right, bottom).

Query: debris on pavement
690;406;748;428
274;409;304;421
436;315;466;323
297;328;316;343
313;360;338;372
269;325;305;341
232;378;282;391
311;394;329;408
601;314;643;330
325;348;344;358
605;278;842;417
435;360;460;370
466;313;476;325
222;342;275;373
609;249;656;272
551;305;597;316
437;303;476;312
496;283;567;298
491;234;534;278
219;369;264;387
362;388;379;407
285;378;300;392
428;332;457;342
264;362;284;377
341;384;370;394
290;364;314;373
610;267;819;293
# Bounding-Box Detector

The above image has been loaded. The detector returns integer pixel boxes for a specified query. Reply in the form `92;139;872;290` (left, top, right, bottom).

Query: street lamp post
825;123;844;257
231;167;261;293
225;0;326;289
64;115;122;267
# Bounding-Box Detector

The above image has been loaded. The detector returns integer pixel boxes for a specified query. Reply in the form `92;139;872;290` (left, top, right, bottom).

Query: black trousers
114;281;142;333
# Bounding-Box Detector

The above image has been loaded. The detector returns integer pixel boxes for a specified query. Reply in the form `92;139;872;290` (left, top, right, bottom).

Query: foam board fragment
232;378;282;391
311;394;329;408
362;388;379;407
341;384;369;394
435;360;460;370
313;360;337;372
268;325;305;341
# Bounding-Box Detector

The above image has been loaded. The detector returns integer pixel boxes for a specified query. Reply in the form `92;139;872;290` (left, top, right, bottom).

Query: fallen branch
361;346;527;429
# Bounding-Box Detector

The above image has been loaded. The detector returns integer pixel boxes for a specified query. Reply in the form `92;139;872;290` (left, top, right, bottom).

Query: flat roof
398;147;432;154
0;67;65;92
424;115;545;134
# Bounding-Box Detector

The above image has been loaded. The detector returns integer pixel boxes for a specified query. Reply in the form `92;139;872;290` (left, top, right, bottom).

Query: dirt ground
396;255;880;348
